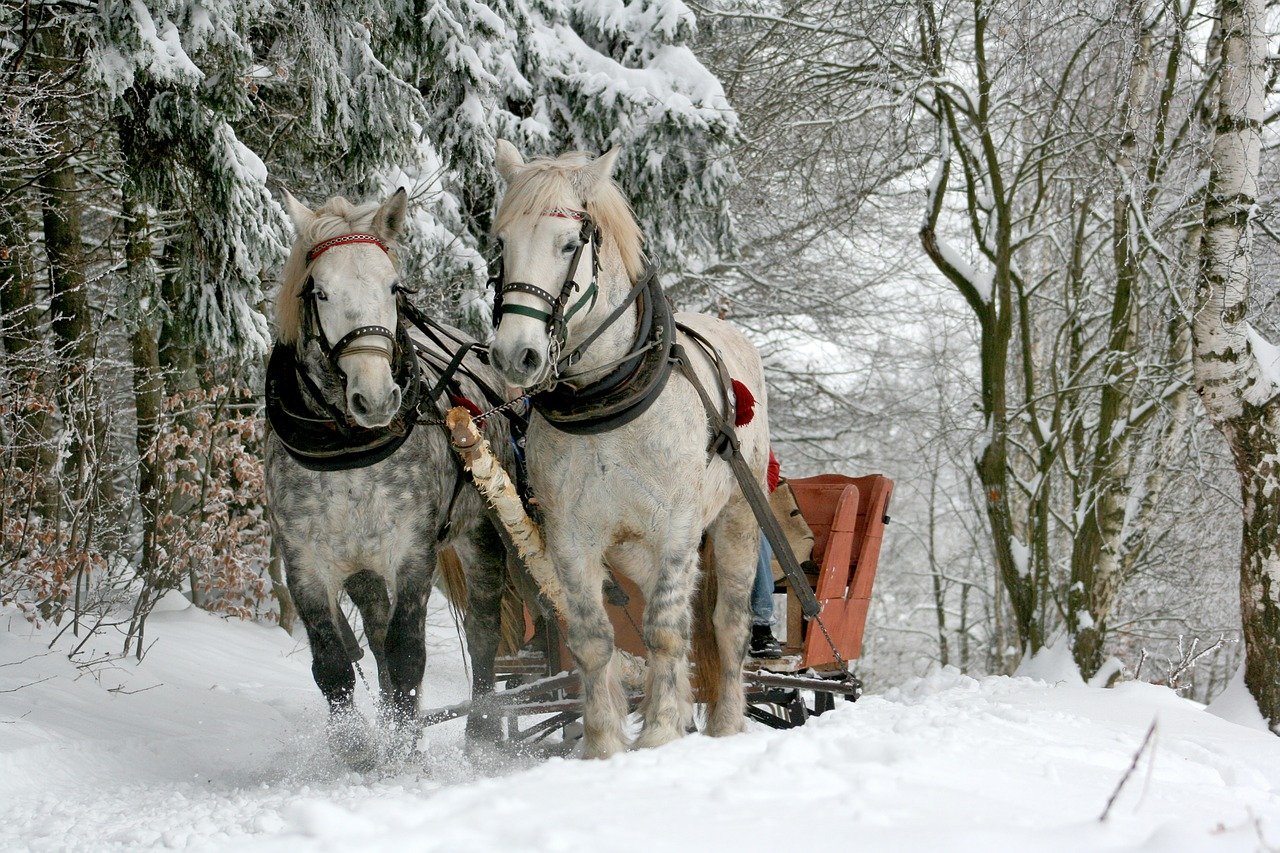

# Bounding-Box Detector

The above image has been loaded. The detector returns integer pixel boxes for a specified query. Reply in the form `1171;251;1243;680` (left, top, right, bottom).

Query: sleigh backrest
785;473;894;665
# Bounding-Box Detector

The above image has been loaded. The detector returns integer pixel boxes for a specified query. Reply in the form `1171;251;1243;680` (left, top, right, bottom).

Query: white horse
487;142;769;757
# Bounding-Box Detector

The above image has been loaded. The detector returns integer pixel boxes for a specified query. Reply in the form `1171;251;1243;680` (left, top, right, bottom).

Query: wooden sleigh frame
425;472;895;743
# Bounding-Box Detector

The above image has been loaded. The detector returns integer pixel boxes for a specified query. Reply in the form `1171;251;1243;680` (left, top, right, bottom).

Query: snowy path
2;601;1278;852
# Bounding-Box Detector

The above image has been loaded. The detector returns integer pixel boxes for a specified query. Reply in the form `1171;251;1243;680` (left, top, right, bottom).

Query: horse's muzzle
348;385;401;428
490;340;548;389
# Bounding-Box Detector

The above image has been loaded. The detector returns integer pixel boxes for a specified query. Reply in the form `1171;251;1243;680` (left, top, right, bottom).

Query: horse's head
489;141;643;388
279;188;409;429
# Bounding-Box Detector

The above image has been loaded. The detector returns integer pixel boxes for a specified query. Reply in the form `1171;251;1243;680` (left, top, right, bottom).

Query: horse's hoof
463;732;508;764
328;710;379;771
580;734;628;759
464;710;503;745
704;718;746;738
634;725;683;750
385;721;421;761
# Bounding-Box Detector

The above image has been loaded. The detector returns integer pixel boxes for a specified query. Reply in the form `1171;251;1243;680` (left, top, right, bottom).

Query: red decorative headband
544;208;587;221
306;233;389;264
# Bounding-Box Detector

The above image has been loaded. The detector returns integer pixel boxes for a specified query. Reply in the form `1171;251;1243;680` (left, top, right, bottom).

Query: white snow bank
2;611;1279;851
1207;664;1272;733
1014;637;1085;686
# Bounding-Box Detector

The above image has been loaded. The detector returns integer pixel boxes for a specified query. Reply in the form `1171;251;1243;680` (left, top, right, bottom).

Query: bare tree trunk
0;182;56;509
123;185;165;602
926;459;950;665
1191;0;1279;732
918;0;1039;654
1069;10;1151;678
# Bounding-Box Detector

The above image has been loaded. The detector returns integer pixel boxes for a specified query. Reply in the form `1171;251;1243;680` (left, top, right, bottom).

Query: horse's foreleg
635;546;698;749
290;573;357;710
384;557;433;726
459;521;506;744
344;570;392;696
705;501;756;737
290;571;378;770
560;550;627;759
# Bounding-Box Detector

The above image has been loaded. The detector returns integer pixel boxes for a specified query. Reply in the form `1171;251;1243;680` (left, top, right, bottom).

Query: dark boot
749;623;782;659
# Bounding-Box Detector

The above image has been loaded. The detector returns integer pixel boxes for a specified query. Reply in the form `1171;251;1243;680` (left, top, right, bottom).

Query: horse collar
530;268;675;435
265;321;424;472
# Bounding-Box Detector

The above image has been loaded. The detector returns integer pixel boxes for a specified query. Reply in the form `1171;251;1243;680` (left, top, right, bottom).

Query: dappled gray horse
265;189;511;768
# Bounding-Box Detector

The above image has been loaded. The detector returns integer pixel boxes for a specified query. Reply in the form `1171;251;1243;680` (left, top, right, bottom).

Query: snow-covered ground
2;598;1278;852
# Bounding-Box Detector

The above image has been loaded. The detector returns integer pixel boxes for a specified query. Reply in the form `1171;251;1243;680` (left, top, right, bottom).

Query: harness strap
424;340;477;405
400;300;513;414
557;271;652;374
674;323;737;453
669;347;823;623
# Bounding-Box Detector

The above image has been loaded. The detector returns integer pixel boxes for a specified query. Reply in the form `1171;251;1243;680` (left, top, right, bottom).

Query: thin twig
0;675;53;693
1100;719;1159;822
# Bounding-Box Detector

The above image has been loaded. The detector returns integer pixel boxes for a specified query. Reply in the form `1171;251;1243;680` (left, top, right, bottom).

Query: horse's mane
275;196;393;346
495;152;645;283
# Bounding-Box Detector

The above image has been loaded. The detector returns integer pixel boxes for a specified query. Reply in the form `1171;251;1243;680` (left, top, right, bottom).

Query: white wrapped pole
445;407;568;621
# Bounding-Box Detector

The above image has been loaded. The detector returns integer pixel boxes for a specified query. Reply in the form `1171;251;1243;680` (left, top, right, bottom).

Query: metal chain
415;391;530;427
808;610;852;677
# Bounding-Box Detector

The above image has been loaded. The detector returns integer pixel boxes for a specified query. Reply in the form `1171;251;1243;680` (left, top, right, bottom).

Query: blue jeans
751;532;774;627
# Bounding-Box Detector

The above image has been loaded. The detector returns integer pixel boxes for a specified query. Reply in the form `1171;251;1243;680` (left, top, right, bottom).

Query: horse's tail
435;546;527;656
435;547;470;651
498;576;527;655
691;535;722;708
436;547;469;611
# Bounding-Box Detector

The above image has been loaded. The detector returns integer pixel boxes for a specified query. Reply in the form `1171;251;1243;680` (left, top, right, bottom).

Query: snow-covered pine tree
88;0;288;359
217;0;738;332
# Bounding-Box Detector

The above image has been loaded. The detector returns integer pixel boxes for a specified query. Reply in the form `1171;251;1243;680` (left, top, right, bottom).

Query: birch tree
700;0;1233;677
1191;0;1280;730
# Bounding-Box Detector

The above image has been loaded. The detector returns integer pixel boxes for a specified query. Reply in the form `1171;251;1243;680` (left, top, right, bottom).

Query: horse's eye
315;290;329;302
562;242;579;254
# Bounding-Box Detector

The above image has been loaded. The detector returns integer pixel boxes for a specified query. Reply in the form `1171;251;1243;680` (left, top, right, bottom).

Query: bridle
299;232;407;378
490;209;600;380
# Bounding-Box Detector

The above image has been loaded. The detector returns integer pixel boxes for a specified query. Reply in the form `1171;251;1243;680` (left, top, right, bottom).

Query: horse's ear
495;139;525;182
574;146;621;197
282;189;315;234
372;188;409;241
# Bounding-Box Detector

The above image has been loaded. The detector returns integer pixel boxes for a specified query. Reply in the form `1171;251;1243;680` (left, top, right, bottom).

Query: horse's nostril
351;393;370;417
387;387;401;412
519;347;541;371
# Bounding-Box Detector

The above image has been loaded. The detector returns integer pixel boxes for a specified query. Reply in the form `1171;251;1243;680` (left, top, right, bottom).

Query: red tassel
449;393;485;425
732;379;755;427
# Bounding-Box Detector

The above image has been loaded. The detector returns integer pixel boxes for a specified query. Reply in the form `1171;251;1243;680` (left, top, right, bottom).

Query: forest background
1;0;1276;714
